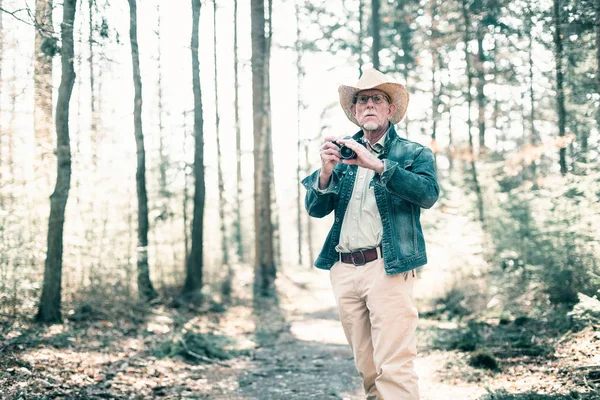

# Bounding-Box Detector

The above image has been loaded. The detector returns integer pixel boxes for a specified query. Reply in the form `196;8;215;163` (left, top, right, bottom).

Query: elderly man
302;68;439;399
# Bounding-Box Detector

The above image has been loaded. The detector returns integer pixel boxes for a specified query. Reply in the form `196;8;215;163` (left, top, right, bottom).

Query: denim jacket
302;125;439;275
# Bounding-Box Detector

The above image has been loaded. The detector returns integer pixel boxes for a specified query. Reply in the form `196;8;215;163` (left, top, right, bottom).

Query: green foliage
99;17;110;39
41;37;59;57
489;171;600;309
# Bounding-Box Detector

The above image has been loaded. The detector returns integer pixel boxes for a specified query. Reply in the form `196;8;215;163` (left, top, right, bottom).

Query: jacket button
335;218;339;222
349;171;353;175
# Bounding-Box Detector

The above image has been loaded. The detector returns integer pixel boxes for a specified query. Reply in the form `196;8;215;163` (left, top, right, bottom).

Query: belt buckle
351;250;366;266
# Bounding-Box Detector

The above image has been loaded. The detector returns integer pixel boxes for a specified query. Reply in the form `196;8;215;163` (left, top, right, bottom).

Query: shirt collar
367;124;391;155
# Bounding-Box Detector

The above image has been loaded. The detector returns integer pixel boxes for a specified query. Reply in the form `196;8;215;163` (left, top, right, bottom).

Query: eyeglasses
353;93;390;105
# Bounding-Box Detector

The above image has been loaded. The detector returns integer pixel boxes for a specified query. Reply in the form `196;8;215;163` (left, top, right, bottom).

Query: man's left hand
336;138;385;174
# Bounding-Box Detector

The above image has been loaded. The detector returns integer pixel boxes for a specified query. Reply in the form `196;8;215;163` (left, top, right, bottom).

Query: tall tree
553;0;568;175
371;0;381;69
358;0;364;75
88;0;99;165
461;0;485;222
265;0;281;270
429;0;441;169
36;0;77;323
233;0;244;262
34;0;55;183
156;4;168;196
213;0;229;268
0;0;4;205
393;0;416;137
128;0;157;300
476;23;487;151
595;0;600;135
184;0;206;299
251;0;275;295
295;3;304;266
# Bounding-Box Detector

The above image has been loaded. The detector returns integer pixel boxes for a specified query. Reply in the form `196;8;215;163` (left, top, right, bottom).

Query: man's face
350;89;396;131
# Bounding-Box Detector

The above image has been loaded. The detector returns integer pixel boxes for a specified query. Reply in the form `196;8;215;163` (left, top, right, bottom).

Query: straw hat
338;68;409;126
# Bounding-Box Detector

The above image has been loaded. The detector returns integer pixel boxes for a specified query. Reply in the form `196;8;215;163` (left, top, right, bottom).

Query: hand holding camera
333;136;367;160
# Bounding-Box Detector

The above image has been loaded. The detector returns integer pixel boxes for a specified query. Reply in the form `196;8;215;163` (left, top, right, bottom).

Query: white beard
363;121;379;131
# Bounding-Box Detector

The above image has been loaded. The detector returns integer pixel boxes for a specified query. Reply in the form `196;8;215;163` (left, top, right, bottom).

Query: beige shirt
335;132;386;252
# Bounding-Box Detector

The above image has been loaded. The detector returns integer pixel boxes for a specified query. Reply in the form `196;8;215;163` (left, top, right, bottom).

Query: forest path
238;264;489;400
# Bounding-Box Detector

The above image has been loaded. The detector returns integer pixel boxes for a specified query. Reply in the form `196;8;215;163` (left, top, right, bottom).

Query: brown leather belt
339;247;380;266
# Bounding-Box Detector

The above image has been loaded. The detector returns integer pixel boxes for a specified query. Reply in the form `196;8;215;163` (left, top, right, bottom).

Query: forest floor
2;201;600;399
1;260;599;400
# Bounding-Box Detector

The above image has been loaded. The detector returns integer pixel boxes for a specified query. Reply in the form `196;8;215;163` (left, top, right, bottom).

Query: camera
333;136;367;160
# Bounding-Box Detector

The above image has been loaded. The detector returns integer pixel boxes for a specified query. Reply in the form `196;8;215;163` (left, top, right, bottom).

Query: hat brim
338;82;409;126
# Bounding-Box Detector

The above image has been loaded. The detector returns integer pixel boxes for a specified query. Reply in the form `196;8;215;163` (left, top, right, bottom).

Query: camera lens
339;146;356;160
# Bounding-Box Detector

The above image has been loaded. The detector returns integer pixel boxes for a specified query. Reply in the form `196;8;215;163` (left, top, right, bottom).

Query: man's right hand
319;136;341;189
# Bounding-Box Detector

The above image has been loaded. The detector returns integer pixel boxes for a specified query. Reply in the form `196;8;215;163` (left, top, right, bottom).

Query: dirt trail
243;265;488;400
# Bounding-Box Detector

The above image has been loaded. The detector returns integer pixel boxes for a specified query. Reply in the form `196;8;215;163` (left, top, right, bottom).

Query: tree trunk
295;3;304;266
476;25;486;151
553;0;567;175
462;0;484;223
448;108;454;172
526;4;539;179
128;0;157;301
213;0;229;269
157;4;168;195
592;0;600;158
265;0;280;275
36;0;77;324
183;112;190;263
430;0;440;171
233;0;244;263
251;0;275;295
88;0;99;166
358;0;363;75
184;0;206;300
0;0;3;207
304;140;315;266
371;0;380;70
34;0;54;185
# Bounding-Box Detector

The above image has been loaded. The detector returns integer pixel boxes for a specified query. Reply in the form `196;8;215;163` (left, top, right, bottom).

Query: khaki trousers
330;257;419;400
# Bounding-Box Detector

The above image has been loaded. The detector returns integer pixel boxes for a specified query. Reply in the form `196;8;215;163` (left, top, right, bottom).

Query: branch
0;5;54;37
178;338;230;367
0;7;34;27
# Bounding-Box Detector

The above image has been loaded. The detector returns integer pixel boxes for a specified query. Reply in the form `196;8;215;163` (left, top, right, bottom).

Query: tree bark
594;0;600;155
36;0;77;324
184;0;206;300
88;0;99;166
358;0;363;75
371;0;380;70
157;4;168;196
553;0;567;175
304;140;315;266
34;0;54;184
128;0;157;301
462;0;484;223
476;25;486;151
295;3;304;266
213;0;229;268
265;0;280;273
430;0;440;170
0;0;3;206
233;0;244;262
252;0;275;295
